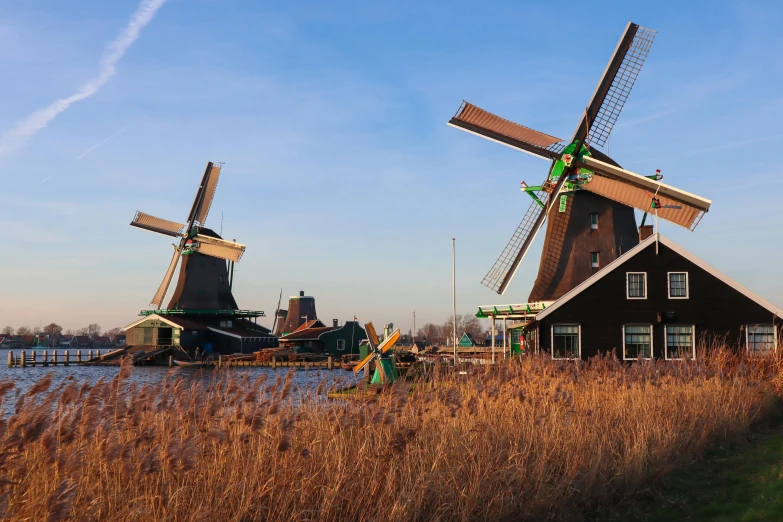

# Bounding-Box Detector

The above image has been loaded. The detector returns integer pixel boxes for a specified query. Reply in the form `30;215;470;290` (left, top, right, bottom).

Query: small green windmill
353;322;401;385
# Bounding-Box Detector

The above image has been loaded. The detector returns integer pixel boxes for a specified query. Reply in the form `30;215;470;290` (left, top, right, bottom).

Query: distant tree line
414;314;491;346
1;323;124;339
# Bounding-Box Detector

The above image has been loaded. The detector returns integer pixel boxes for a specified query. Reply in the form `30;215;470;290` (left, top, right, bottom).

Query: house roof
123;314;209;331
535;234;783;321
74;336;91;343
292;319;326;333
279;326;334;342
208;324;276;340
458;332;477;346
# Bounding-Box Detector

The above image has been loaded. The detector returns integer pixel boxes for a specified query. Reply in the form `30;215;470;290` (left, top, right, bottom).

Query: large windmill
130;161;246;310
449;22;711;302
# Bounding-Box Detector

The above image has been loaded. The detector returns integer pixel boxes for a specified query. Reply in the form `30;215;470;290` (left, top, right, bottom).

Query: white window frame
626;272;647;300
337;339;346;351
622;324;653;360
667;272;689;299
591;252;599;269
551;324;581;360
590;213;598;230
664;324;696;360
745;324;777;355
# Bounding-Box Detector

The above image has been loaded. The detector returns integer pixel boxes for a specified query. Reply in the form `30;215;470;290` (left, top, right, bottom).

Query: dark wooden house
526;234;783;360
278;320;366;355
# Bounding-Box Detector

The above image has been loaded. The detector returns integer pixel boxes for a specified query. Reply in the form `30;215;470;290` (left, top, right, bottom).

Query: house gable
535;236;783;358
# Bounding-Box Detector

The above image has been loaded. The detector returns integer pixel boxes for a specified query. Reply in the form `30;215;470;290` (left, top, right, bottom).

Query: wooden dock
6;350;351;371
6;349;115;367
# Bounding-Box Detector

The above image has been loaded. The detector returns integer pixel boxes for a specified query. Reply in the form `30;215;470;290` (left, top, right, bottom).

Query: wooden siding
529;190;639;302
537;241;782;358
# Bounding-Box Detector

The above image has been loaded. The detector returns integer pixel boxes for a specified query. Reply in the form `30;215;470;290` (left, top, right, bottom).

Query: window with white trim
552;325;580;359
668;272;689;299
746;325;776;355
665;325;695;360
590;213;598;230
590;252;599;269
623;325;652;359
626;272;647;299
337;339;346;351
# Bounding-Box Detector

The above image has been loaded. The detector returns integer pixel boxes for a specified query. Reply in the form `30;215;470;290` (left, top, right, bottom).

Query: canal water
0;349;360;397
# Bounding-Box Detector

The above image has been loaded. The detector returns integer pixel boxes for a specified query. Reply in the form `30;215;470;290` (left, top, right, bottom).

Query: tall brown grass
0;349;780;521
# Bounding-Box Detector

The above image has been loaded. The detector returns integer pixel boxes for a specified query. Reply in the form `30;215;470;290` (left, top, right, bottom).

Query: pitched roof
458;333;477;346
292;319;326;333
279;326;333;341
535;234;783;321
123;314;209;331
208;324;276;340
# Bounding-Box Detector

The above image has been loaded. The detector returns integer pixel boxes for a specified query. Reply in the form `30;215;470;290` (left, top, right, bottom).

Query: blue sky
1;0;782;332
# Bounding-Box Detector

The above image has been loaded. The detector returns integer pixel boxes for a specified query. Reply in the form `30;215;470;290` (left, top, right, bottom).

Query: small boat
340;354;360;371
172;359;209;367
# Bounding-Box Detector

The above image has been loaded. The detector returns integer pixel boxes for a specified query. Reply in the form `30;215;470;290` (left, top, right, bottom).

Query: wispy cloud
0;0;166;157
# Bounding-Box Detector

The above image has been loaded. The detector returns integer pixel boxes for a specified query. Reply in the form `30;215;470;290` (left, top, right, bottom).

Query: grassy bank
0;351;780;521
597;412;783;521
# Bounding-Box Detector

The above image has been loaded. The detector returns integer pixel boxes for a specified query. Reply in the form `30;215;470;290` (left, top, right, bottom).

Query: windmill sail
379;329;401;353
194;234;245;262
448;102;563;160
186;162;221;228
579;156;711;230
572;23;656;147
482;186;551;294
150;247;182;308
130;211;184;237
588;25;656;146
195;163;221;225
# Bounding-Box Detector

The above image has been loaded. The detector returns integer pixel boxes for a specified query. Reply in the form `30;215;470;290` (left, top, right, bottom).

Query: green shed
318;321;367;356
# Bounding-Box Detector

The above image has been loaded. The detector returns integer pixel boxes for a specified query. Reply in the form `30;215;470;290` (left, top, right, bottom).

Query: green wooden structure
457;333;478;347
319;321;366;355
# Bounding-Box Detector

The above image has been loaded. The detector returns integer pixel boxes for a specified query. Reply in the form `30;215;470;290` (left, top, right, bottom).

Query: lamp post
452;238;457;366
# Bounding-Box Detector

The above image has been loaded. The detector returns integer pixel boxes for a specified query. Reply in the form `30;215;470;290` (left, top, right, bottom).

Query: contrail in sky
73;125;129;161
0;0;167;157
37;125;130;186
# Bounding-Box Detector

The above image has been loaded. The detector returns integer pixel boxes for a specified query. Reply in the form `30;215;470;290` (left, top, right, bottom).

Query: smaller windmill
130;161;246;309
353;322;401;384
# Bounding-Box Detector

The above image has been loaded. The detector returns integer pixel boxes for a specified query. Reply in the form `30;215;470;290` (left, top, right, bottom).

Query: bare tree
441;314;490;346
87;323;102;337
417;323;443;345
105;327;122;341
43;323;63;336
16;326;32;336
1;326;13;335
63;329;75;336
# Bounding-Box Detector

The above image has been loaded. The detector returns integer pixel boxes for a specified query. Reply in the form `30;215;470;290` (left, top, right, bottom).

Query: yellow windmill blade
379;329;401;354
364;322;380;349
353;351;375;376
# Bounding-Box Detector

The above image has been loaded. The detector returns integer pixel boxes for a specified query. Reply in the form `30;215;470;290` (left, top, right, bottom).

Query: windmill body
449;22;710;306
166;228;238;310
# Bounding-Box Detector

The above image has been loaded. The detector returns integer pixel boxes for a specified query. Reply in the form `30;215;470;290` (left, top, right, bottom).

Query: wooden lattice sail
448;22;711;301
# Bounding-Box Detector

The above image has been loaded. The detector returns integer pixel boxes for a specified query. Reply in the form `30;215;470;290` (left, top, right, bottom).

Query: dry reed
0;348;780;521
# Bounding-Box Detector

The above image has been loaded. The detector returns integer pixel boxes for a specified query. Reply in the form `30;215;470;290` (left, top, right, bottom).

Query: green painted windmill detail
353;322;401;385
